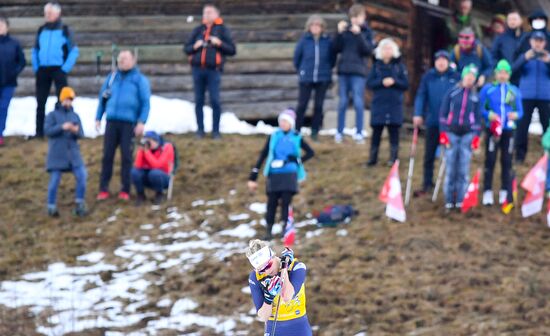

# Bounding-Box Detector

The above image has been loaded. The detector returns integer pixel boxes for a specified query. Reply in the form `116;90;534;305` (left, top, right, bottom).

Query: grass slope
0;132;549;335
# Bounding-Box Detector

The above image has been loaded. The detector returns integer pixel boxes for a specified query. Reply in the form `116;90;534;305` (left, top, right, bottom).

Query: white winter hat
278;108;297;129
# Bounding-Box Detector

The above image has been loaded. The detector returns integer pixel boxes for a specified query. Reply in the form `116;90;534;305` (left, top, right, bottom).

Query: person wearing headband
246;239;312;335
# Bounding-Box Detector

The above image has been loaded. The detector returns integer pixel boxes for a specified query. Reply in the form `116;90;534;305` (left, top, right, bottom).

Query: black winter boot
367;146;378;166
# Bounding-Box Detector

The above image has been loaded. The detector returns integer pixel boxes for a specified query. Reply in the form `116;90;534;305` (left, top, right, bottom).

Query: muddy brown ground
0;131;549;335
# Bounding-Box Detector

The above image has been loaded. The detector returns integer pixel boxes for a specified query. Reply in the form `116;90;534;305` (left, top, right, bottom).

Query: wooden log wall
0;0;416;119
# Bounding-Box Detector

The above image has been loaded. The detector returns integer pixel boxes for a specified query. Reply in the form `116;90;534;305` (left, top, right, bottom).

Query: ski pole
405;127;419;206
270;291;282;336
432;145;446;202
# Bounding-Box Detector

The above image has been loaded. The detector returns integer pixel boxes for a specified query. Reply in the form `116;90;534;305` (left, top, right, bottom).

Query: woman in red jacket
131;131;174;205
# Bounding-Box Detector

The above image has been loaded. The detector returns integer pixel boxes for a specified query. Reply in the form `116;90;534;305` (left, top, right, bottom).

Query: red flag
461;169;481;213
379;160;406;222
283;206;296;247
521;154;548;218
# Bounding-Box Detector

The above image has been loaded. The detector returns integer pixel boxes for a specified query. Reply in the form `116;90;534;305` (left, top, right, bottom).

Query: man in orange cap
44;86;87;217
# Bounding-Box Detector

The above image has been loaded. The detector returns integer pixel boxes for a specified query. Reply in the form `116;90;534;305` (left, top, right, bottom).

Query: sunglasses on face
458;35;474;41
258;259;274;273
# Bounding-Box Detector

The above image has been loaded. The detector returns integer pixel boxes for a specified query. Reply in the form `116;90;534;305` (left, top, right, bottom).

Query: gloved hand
280;248;294;269
286;155;299;164
471;135;480;150
439;132;450;147
262;275;282;305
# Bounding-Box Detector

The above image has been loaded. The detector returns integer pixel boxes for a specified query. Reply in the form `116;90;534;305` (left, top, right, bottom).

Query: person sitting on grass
44;86;87;217
247;109;314;241
439;64;482;213
131;131;174;206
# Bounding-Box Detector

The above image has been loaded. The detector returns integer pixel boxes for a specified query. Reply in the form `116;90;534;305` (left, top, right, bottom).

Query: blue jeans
444;132;474;204
0;86;15;137
337;75;366;135
47;166;87;209
131;168;170;194
192;67;221;134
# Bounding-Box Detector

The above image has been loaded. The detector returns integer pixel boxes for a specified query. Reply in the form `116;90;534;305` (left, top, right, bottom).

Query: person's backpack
315;205;358;228
453;44;483;62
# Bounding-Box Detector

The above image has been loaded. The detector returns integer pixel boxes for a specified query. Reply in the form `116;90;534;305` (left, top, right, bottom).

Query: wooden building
0;0;545;120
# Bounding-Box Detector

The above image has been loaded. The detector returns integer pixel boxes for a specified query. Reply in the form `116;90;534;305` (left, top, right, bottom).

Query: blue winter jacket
367;58;409;126
479;82;524;130
450;41;493;78
414;68;460;128
439;85;482;135
293;32;335;83
31;21;79;73
96;67;151;124
0;34;26;87
492;28;523;64
44;105;84;172
512;55;550;101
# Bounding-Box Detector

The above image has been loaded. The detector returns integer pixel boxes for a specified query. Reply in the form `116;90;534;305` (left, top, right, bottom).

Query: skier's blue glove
280;248;294;269
262;275;282;305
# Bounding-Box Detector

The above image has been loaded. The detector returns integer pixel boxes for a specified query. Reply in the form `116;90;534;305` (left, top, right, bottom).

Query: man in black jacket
333;4;375;144
184;3;236;140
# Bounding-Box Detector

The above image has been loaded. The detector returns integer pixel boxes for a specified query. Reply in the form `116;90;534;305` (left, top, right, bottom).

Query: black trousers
515;99;550;162
295;81;330;133
370;124;400;161
422;126;440;190
484;130;514;199
100;120;135;193
265;191;294;237
36;67;67;137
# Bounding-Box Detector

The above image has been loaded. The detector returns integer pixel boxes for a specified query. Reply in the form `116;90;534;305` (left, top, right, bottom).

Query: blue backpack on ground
315;205;358;227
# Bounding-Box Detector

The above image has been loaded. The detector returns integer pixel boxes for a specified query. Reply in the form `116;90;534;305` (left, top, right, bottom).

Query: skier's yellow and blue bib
255;259;307;321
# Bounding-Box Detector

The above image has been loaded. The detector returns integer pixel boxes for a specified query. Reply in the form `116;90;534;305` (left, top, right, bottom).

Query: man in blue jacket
184;4;236;140
0;16;26;146
512;31;550;163
95;50;151;201
413;50;460;196
514;10;550;59
450;27;493;87
491;10;523;85
479;60;523;207
31;2;79;139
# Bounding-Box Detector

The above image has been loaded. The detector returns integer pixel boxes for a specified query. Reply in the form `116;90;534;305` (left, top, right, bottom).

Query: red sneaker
96;191;110;200
0;137;4;146
118;192;130;201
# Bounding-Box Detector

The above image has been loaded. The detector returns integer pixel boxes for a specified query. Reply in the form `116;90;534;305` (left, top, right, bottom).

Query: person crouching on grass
44;86;87;217
131;131;174;206
247;109;314;241
246;239;312;336
439;64;482;213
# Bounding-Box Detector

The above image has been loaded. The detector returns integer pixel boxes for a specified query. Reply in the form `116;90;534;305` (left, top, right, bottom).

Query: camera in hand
140;138;151;148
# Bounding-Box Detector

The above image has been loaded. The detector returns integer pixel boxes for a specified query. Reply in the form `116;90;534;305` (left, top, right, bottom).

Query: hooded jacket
414;67;460;128
184;18;236;71
0;34;26;87
333;22;375;77
367;57;409;126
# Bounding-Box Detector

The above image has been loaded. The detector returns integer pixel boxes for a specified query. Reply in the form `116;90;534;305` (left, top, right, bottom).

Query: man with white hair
31;2;79;139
